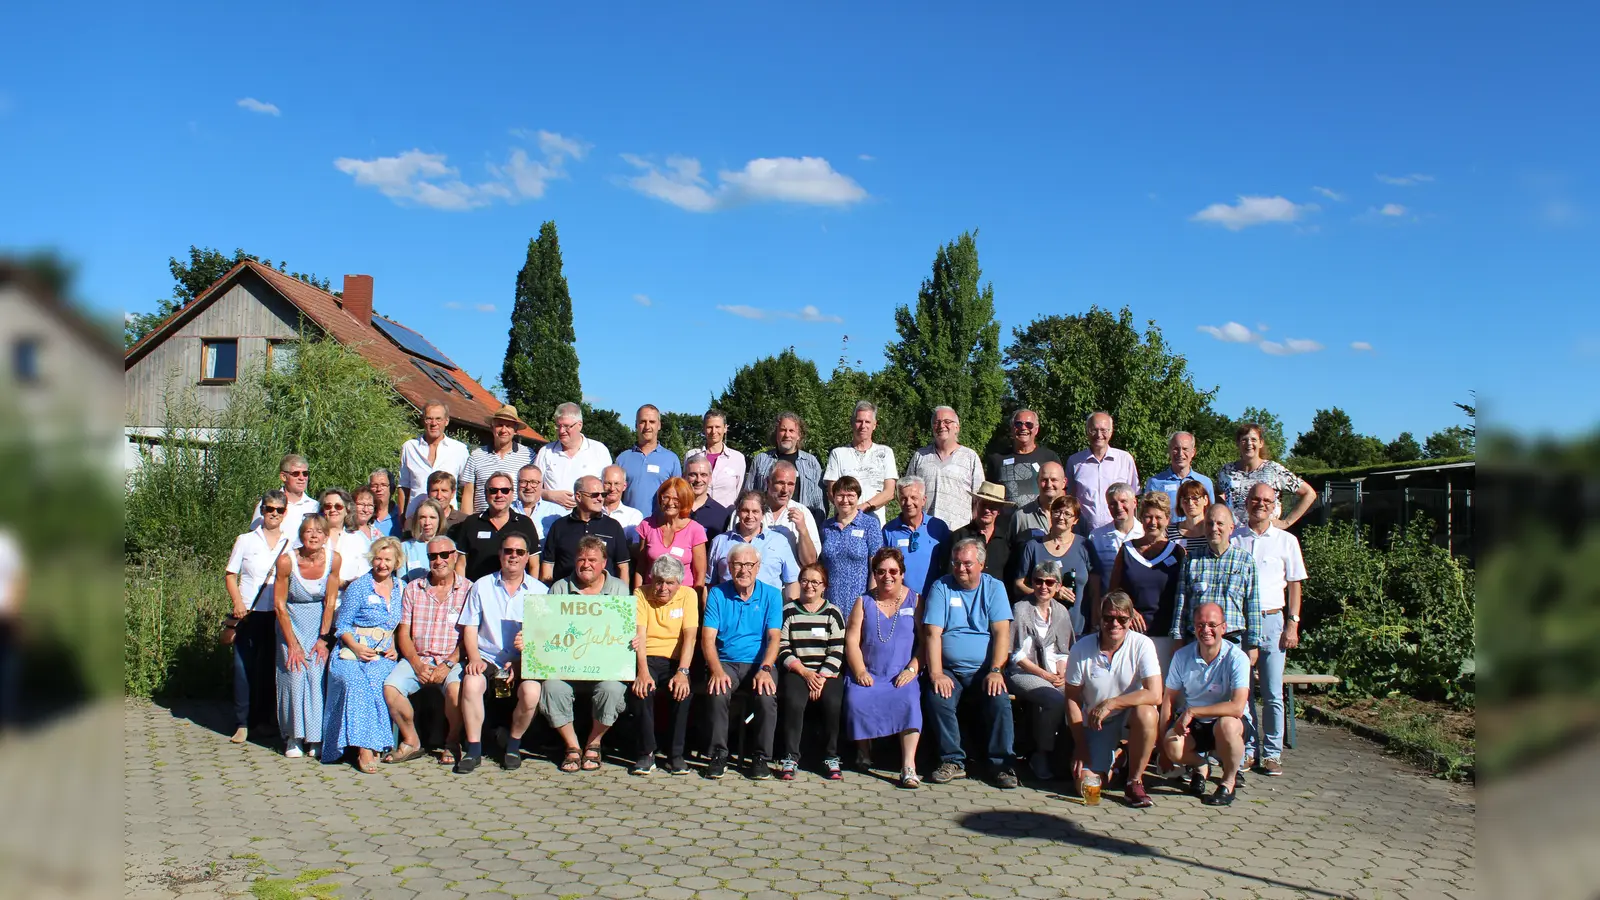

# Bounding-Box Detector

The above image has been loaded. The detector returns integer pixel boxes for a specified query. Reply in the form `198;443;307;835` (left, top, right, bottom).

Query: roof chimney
341;274;373;326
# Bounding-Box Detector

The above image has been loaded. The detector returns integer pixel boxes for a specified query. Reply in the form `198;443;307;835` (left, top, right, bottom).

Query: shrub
1297;516;1475;706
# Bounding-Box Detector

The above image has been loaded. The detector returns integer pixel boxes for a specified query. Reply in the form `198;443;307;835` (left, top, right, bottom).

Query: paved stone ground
1480;733;1600;900
123;698;1475;900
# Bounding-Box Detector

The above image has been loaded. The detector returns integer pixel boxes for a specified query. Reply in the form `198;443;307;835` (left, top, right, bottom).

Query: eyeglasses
1103;615;1131;625
872;568;901;578
518;480;541;487
500;547;529;557
284;470;309;478
1012;421;1037;430
798;578;825;587
730;561;759;570
1194;621;1225;631
262;506;287;514
556;422;580;432
427;551;455;560
579;491;604;499
486;486;513;495
322;504;345;512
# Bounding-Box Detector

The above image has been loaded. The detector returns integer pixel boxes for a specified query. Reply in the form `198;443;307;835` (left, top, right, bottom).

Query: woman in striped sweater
776;563;848;780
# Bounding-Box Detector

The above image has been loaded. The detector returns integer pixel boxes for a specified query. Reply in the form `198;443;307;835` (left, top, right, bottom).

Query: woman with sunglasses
401;500;448;582
1063;591;1164;808
319;488;370;588
272;514;341;758
1013;494;1092;636
224;489;293;744
842;547;924;788
1006;560;1076;781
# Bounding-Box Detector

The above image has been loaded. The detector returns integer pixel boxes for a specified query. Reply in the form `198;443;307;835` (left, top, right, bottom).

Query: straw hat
489;403;526;429
969;481;1014;506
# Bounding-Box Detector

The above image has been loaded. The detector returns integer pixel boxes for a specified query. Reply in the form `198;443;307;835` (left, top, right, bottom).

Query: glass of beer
493;667;514;698
1082;771;1102;806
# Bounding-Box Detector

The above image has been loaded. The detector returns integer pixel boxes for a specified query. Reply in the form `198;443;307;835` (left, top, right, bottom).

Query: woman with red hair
632;477;708;593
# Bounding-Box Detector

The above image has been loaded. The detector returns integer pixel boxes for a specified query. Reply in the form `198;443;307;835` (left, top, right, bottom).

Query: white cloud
335;130;584;210
1375;173;1434;186
443;301;463;310
1351;341;1375;352
474;304;496;313
1379;203;1407;217
715;303;844;324
1198;322;1260;343
237;97;281;116
1260;338;1324;356
1190;195;1317;230
1311;186;1345;201
622;154;868;212
858;153;875;162
633;293;653;307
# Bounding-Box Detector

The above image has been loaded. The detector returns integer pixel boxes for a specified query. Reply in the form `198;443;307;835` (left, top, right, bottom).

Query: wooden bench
1282;673;1340;749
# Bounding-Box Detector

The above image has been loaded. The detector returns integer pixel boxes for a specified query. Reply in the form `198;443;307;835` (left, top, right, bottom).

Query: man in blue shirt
701;544;783;780
615;405;682;517
1163;601;1250;807
1144;431;1215;515
882;476;951;598
923;537;1018;788
707;491;800;597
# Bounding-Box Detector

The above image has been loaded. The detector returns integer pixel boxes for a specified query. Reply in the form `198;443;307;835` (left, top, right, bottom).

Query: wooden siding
0;283;123;443
124;272;305;428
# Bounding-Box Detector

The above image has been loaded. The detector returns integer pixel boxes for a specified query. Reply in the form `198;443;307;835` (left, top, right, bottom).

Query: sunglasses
486;486;513;495
500;547;529;556
284;470;309;478
578;491;604;499
872;568;901;577
427;551;455;561
1012;421;1037;430
322;503;345;511
1103;615;1131;625
907;531;921;552
1033;578;1059;587
262;506;287;514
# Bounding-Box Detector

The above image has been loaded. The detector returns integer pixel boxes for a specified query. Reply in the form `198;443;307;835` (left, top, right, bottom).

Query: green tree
658;411;705;459
501;222;581;434
1291;407;1387;469
578;403;634;455
126;246;332;346
879;231;1005;456
1424;426;1475;459
711;349;829;456
1386;431;1423;462
1004;306;1218;479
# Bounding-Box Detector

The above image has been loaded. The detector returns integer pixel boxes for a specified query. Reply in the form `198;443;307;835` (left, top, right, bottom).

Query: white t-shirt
226;528;292;612
400;435;471;517
1065;631;1161;711
1230;524;1307;613
458;571;550;669
535;437;613;494
0;531;22;616
334;531;373;586
823;443;899;524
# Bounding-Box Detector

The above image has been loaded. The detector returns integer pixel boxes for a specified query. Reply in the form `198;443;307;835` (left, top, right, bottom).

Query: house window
13;338;40;384
201;339;238;382
267;340;298;375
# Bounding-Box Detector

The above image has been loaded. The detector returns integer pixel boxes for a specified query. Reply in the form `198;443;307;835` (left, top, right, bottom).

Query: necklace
872;591;904;644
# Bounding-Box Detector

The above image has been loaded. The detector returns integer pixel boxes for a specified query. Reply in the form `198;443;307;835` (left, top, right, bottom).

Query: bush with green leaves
1297;517;1475;706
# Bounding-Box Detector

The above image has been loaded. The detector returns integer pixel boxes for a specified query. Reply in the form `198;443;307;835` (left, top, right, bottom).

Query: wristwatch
988;665;1002;674
1287;614;1301;623
677;667;691;676
759;664;774;672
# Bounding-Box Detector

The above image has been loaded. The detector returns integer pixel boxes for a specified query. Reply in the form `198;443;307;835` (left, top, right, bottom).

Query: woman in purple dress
843;546;924;789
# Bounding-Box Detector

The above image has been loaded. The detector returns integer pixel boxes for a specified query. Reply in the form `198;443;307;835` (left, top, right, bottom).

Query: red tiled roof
125;260;542;441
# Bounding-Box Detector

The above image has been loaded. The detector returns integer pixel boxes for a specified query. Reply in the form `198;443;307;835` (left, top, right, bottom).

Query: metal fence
1313;482;1473;563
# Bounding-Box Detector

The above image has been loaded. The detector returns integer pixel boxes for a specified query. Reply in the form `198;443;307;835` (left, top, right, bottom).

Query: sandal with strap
438;745;458;766
559;748;582;774
581;746;603;772
383;743;424;764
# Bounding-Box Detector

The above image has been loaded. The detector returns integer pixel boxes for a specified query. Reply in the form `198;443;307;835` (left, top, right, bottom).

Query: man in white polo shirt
399;403;470;517
453;533;549;775
250;454;320;536
536;402;613;510
1230;481;1307;776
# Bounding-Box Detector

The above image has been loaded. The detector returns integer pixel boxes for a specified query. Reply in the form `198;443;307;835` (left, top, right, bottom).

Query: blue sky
4;2;1590;443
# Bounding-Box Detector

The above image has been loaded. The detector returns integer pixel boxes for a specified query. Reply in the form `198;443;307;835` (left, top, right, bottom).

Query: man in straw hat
461;404;537;514
950;481;1016;580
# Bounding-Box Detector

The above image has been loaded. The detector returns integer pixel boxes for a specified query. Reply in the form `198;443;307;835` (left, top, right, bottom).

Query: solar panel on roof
373;315;458;370
409;359;475;400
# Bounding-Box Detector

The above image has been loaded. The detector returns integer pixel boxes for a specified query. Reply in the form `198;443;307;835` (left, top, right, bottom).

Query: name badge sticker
950;597;964;608
810;627;828;637
477;530;492;539
668;546;686;558
669;608;684;619
1003;457;1015;466
646;464;661;474
850;529;864;538
898;607;914;617
896;538;910;548
367;594;384;605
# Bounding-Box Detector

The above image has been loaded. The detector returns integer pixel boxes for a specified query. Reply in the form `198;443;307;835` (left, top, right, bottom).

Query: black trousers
628;656;694;761
703;661;777;761
779;669;842;761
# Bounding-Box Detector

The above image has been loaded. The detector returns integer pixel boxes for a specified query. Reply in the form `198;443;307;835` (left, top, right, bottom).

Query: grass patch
1311;695;1475;780
249;868;343;900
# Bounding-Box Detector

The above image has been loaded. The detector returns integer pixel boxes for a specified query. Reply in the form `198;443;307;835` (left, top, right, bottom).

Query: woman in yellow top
629;555;699;775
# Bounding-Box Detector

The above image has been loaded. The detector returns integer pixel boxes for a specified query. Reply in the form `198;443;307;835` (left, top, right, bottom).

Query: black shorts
1190;719;1218;755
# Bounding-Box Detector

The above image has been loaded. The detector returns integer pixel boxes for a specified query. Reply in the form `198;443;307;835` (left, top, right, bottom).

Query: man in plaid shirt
383;535;471;765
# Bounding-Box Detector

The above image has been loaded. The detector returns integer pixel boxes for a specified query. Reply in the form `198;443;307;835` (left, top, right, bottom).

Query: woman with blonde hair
272;514;342;758
400;499;448;582
322;536;405;773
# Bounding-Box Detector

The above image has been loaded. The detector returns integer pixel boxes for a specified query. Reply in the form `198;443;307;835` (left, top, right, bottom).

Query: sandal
438;745;458;766
383;743;424;764
357;751;379;775
559;749;582;774
581;746;603;772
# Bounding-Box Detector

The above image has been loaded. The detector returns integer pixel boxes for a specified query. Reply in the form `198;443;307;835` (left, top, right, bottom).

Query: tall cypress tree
879;231;1005;456
502;222;581;434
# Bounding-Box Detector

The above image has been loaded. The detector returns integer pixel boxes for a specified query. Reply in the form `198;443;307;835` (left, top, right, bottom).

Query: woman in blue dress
843;547;924;789
272;514;342;759
322;536;405;773
818;477;883;619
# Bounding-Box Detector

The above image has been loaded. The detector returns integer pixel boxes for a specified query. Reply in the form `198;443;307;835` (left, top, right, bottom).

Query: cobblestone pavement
1480;734;1599;900
123;698;1474;900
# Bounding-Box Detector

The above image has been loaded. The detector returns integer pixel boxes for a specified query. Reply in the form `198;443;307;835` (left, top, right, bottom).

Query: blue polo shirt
703;580;783;665
707;528;799;590
1165;640;1250;723
1144;467;1215;516
616;444;682;516
923;573;1012;675
883;514;951;599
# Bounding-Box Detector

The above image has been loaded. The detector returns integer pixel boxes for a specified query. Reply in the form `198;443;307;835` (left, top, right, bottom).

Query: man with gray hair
251;453;319;535
822;400;898;524
1068;411;1140;533
400;401;469;517
903;406;985;531
535;401;613;510
701;542;784;780
923;537;1017;788
1087;482;1144;624
1145;431;1214;514
883;475;951;597
383;535;470;765
985;407;1060;509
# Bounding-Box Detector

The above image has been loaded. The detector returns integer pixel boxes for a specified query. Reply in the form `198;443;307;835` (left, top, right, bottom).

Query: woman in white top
320;488;372;588
272;515;343;758
224;489;291;744
1006;560;1077;781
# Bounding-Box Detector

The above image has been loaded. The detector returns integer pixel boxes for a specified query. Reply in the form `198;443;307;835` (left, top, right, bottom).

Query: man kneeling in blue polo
923;536;1019;788
702;543;783;781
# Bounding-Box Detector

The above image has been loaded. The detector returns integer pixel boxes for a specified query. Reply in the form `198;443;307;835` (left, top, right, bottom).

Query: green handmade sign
521;593;636;681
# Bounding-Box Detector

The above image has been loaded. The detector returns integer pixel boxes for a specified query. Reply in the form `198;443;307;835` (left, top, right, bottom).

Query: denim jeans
1246;612;1286;761
923;668;1014;770
232;611;277;731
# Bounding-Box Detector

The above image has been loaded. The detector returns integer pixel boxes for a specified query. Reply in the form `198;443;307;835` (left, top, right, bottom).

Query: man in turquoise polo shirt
701;543;783;781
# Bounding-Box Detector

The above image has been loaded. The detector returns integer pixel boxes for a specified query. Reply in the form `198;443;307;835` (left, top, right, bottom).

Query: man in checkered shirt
383;535;471;764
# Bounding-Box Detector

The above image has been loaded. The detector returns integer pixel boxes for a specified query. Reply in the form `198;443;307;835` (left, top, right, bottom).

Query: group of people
223;398;1311;807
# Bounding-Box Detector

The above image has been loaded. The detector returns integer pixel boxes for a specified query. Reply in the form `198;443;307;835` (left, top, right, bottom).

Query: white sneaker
307;743;320;759
283;740;304;759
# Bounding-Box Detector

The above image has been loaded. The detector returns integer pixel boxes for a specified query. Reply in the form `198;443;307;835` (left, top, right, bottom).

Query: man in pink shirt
1067;411;1140;533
